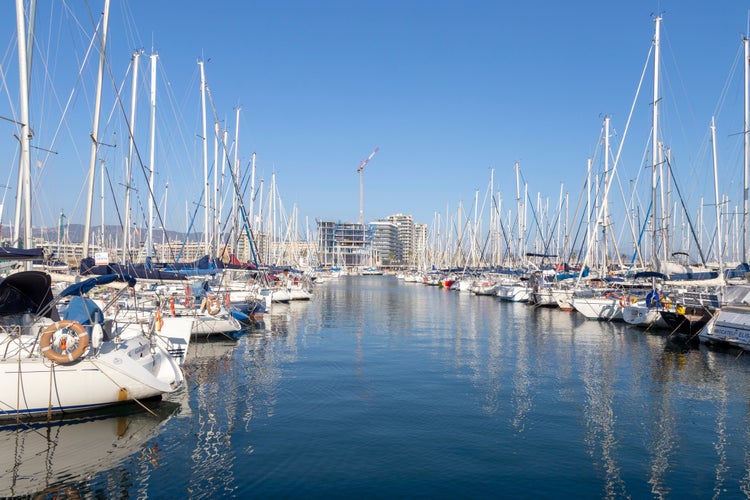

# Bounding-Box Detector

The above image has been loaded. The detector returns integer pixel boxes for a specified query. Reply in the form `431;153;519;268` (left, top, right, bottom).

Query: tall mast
711;117;724;273
162;181;168;250
219;127;228;254
743;37;749;263
147;53;157;259
473;188;479;267
100;158;105;245
651;16;661;270
232;107;241;253
13;0;32;254
586;157;591;267
213;121;219;256
249;152;257;227
515;161;522;264
199;60;209;255
83;0;110;258
603;116;610;272
122;50;140;262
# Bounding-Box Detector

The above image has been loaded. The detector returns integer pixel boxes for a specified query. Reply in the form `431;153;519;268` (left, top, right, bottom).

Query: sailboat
0;269;184;419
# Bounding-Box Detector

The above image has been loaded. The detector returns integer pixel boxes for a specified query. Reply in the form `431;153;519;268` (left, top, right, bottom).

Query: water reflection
0;401;179;498
76;276;750;497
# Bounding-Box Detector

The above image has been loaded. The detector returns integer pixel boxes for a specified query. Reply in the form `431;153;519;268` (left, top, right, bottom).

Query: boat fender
91;322;104;350
205;295;221;316
619;295;629;308
155;309;163;331
169;296;176;317
40;320;89;364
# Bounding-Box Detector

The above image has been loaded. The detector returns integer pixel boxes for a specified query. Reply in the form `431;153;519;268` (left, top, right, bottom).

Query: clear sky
2;1;750;243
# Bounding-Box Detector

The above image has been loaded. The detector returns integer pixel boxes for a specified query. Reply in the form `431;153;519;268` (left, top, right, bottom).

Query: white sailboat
0;271;184;419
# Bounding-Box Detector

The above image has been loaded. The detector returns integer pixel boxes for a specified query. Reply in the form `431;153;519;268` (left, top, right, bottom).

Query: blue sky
2;1;750;242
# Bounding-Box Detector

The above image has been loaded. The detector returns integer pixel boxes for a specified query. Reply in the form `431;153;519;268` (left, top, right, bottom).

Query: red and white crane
357;146;379;224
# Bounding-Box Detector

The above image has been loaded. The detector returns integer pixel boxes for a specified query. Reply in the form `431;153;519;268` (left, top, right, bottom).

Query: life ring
660;297;673;309
40;320;89;364
200;294;221;316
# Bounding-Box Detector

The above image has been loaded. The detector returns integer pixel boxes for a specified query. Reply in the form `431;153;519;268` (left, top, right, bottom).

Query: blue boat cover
0;247;44;261
79;257;186;281
60;274;136;297
64;296;104;327
0;271;56;317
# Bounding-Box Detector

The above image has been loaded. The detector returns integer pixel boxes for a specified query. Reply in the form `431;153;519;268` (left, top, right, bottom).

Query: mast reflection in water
28;276;750;497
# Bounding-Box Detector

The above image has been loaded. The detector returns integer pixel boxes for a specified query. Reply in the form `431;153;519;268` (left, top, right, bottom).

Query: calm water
6;276;750;498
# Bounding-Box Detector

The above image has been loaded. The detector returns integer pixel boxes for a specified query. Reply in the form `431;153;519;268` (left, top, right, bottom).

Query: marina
4;275;750;497
5;2;750;497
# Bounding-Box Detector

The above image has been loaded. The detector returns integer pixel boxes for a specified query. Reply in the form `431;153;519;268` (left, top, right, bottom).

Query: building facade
316;220;368;268
369;221;400;266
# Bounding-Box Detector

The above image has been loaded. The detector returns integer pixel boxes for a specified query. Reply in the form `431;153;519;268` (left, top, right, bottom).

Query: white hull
0;329;183;418
622;303;668;328
699;306;750;349
191;314;243;335
530;289;558;307
551;288;575;311
497;284;531;302
571;295;624;321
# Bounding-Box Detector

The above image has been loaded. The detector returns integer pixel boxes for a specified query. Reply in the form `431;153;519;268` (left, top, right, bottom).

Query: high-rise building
413;223;428;269
316;220;368;268
369;221;400;266
316;215;428;270
386;214;414;266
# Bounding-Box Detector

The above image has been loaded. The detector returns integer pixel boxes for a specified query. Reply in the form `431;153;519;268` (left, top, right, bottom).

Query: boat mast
220;127;228;256
515;162;522;265
232;107;241;254
711;117;724;274
651;16;661;271
744;37;749;263
199;60;209;255
162;181;168;254
82;0;110;258
13;0;32;256
147;53;157;260
603;115;610;273
123;50;140;262
249;152;257;229
100;158;105;246
56;209;64;260
586;157;591;268
213;121;220;256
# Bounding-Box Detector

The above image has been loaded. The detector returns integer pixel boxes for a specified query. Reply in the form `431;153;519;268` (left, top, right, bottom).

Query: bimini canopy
0;271;55;317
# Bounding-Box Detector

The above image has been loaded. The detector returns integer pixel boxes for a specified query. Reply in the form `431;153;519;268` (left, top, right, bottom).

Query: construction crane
357;146;379;224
